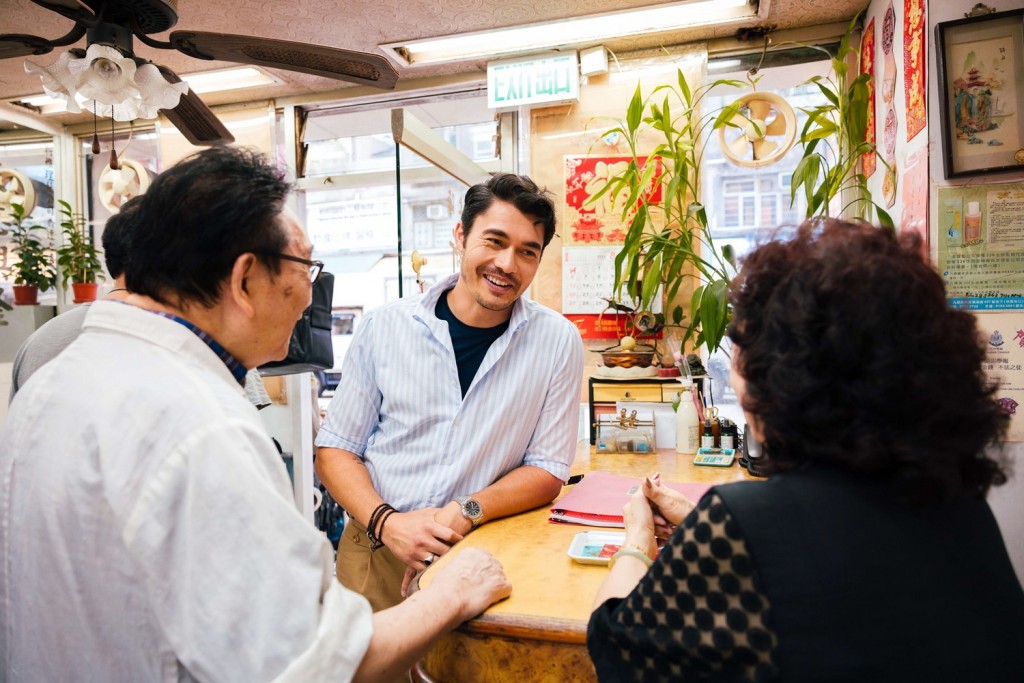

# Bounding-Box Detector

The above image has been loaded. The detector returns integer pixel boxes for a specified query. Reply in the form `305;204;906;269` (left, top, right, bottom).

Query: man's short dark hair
101;196;142;279
124;147;291;308
460;173;556;248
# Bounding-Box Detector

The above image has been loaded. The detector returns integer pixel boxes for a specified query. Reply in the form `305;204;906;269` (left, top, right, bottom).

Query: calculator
693;447;736;466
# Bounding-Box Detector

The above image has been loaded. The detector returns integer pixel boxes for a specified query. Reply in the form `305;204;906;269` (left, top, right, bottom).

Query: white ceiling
0;0;868;133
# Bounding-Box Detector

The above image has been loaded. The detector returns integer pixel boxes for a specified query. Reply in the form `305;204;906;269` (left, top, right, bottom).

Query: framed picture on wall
936;8;1024;178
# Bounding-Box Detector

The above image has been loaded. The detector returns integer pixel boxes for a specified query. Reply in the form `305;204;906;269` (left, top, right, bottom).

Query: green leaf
626;84;644;133
676;68;692;106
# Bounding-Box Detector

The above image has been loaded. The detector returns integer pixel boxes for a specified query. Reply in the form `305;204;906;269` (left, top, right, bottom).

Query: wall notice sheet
561;246;623;314
975;312;1024;442
938;183;1024;310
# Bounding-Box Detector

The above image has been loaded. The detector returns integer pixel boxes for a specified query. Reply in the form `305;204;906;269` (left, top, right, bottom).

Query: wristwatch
456;496;483;528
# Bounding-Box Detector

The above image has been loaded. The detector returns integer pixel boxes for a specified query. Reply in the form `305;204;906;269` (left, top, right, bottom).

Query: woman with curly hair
587;219;1024;682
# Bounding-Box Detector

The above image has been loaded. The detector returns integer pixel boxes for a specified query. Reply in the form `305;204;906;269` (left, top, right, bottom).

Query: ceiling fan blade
747;99;771;122
0;34;57;58
730;134;751;158
156;66;235;146
764;115;788;136
29;0;95;23
752;139;777;161
169;32;398;90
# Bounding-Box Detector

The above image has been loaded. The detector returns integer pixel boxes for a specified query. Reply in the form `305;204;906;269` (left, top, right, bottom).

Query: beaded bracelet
609;544;653;570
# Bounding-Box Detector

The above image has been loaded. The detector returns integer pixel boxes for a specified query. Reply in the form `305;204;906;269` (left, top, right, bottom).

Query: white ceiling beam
0;102;63;137
391;108;490;187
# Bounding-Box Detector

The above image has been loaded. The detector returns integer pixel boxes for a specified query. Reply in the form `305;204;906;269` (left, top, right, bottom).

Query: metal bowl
600;350;656;368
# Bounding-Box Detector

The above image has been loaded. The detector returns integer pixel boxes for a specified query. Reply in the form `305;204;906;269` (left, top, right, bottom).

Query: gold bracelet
609;544;653;570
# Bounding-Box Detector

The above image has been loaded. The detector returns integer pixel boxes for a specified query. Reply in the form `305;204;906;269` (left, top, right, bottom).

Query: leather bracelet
373;508;398;551
366;503;394;550
609;545;653;570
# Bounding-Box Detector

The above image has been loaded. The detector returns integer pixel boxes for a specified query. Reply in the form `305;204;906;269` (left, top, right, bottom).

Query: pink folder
550;471;713;527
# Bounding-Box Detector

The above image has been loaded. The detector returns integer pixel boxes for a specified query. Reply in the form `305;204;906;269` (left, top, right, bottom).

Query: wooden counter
415;442;752;682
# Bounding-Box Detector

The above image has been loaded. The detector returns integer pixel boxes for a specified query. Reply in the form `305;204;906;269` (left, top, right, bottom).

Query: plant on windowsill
55;200;104;303
790;11;894;228
3;202;56;305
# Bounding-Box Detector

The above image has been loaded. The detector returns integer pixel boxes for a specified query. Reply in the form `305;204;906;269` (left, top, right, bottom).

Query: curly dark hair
125;146;291;308
729;219;1007;503
461;173;557;248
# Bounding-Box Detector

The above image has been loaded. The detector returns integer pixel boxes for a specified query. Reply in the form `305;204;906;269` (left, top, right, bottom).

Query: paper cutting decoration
903;0;927;140
861;17;877;177
881;1;899;209
563;155;662;246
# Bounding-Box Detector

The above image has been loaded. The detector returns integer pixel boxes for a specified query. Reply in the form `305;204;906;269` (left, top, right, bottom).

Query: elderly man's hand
425;548;512;619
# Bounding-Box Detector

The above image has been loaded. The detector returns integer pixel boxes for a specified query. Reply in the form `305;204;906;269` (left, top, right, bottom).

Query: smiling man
316;173;584;612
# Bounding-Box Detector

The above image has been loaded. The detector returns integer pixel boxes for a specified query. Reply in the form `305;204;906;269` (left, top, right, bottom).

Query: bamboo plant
587;70;746;356
790;11;894;227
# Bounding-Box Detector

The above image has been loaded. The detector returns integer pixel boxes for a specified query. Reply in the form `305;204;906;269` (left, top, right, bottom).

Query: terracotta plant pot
71;282;99;304
12;284;39;305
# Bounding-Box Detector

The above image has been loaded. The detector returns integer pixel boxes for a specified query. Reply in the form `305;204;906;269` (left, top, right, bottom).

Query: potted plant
3;202;56;305
590;14;887;362
587;71;746;358
790;11;894;228
55;200;104;303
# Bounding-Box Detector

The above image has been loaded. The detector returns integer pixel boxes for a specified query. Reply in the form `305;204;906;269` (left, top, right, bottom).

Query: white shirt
316;274;584;510
0;301;373;682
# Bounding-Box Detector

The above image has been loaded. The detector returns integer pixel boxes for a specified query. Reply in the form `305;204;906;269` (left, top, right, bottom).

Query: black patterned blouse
587;492;780;682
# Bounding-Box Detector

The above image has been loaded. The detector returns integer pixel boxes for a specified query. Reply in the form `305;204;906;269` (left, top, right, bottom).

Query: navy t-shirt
435;289;510;397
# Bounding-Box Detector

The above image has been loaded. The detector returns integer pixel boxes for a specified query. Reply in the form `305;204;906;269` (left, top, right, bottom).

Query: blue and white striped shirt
315;273;585;512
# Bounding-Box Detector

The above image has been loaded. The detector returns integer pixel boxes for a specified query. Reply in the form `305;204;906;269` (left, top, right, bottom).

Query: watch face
462;498;482;519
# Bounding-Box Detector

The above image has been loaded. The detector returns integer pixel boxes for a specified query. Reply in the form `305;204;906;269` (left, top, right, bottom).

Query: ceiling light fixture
381;0;760;66
16;66;277;116
25;44;187;121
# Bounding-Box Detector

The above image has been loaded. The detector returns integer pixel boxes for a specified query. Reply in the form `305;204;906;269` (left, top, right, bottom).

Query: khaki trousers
336;517;408;612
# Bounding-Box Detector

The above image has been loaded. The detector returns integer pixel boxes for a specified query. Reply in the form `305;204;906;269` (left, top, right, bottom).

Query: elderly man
0;146;510;682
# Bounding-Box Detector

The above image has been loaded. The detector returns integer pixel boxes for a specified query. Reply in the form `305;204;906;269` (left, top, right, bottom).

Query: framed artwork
936;8;1024;178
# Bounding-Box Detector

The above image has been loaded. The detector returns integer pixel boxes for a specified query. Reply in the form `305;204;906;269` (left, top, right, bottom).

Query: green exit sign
487;52;580;110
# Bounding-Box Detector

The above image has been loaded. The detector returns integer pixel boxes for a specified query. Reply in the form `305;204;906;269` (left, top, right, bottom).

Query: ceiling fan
0;0;400;145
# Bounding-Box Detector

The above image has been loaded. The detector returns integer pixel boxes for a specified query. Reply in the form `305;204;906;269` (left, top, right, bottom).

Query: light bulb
91;58;122;82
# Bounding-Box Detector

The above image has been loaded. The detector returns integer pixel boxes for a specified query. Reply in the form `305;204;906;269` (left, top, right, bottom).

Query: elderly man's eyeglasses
255;250;324;283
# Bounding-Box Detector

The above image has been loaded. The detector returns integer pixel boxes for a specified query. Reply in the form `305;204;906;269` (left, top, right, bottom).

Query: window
699;58;832;423
0;140;58;303
298;92;508;370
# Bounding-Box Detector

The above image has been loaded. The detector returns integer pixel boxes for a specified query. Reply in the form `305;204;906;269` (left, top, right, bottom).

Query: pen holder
594;409;657;453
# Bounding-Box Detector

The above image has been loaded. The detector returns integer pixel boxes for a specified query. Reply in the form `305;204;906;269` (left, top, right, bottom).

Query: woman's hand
643;472;697;532
622;484;658;557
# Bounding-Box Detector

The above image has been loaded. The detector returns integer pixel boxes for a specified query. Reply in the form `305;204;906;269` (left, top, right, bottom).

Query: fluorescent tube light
382;0;758;66
181;67;277;94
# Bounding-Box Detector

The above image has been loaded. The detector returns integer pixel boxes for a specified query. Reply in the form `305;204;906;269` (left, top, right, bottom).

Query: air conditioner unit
426;204;447;219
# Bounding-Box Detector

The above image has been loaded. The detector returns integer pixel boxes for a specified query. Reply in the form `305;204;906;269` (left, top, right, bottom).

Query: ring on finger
423;553;435;566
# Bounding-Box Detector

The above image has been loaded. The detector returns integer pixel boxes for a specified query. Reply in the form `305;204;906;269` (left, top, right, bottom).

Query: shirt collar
416;273;529;331
147;310;248;386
